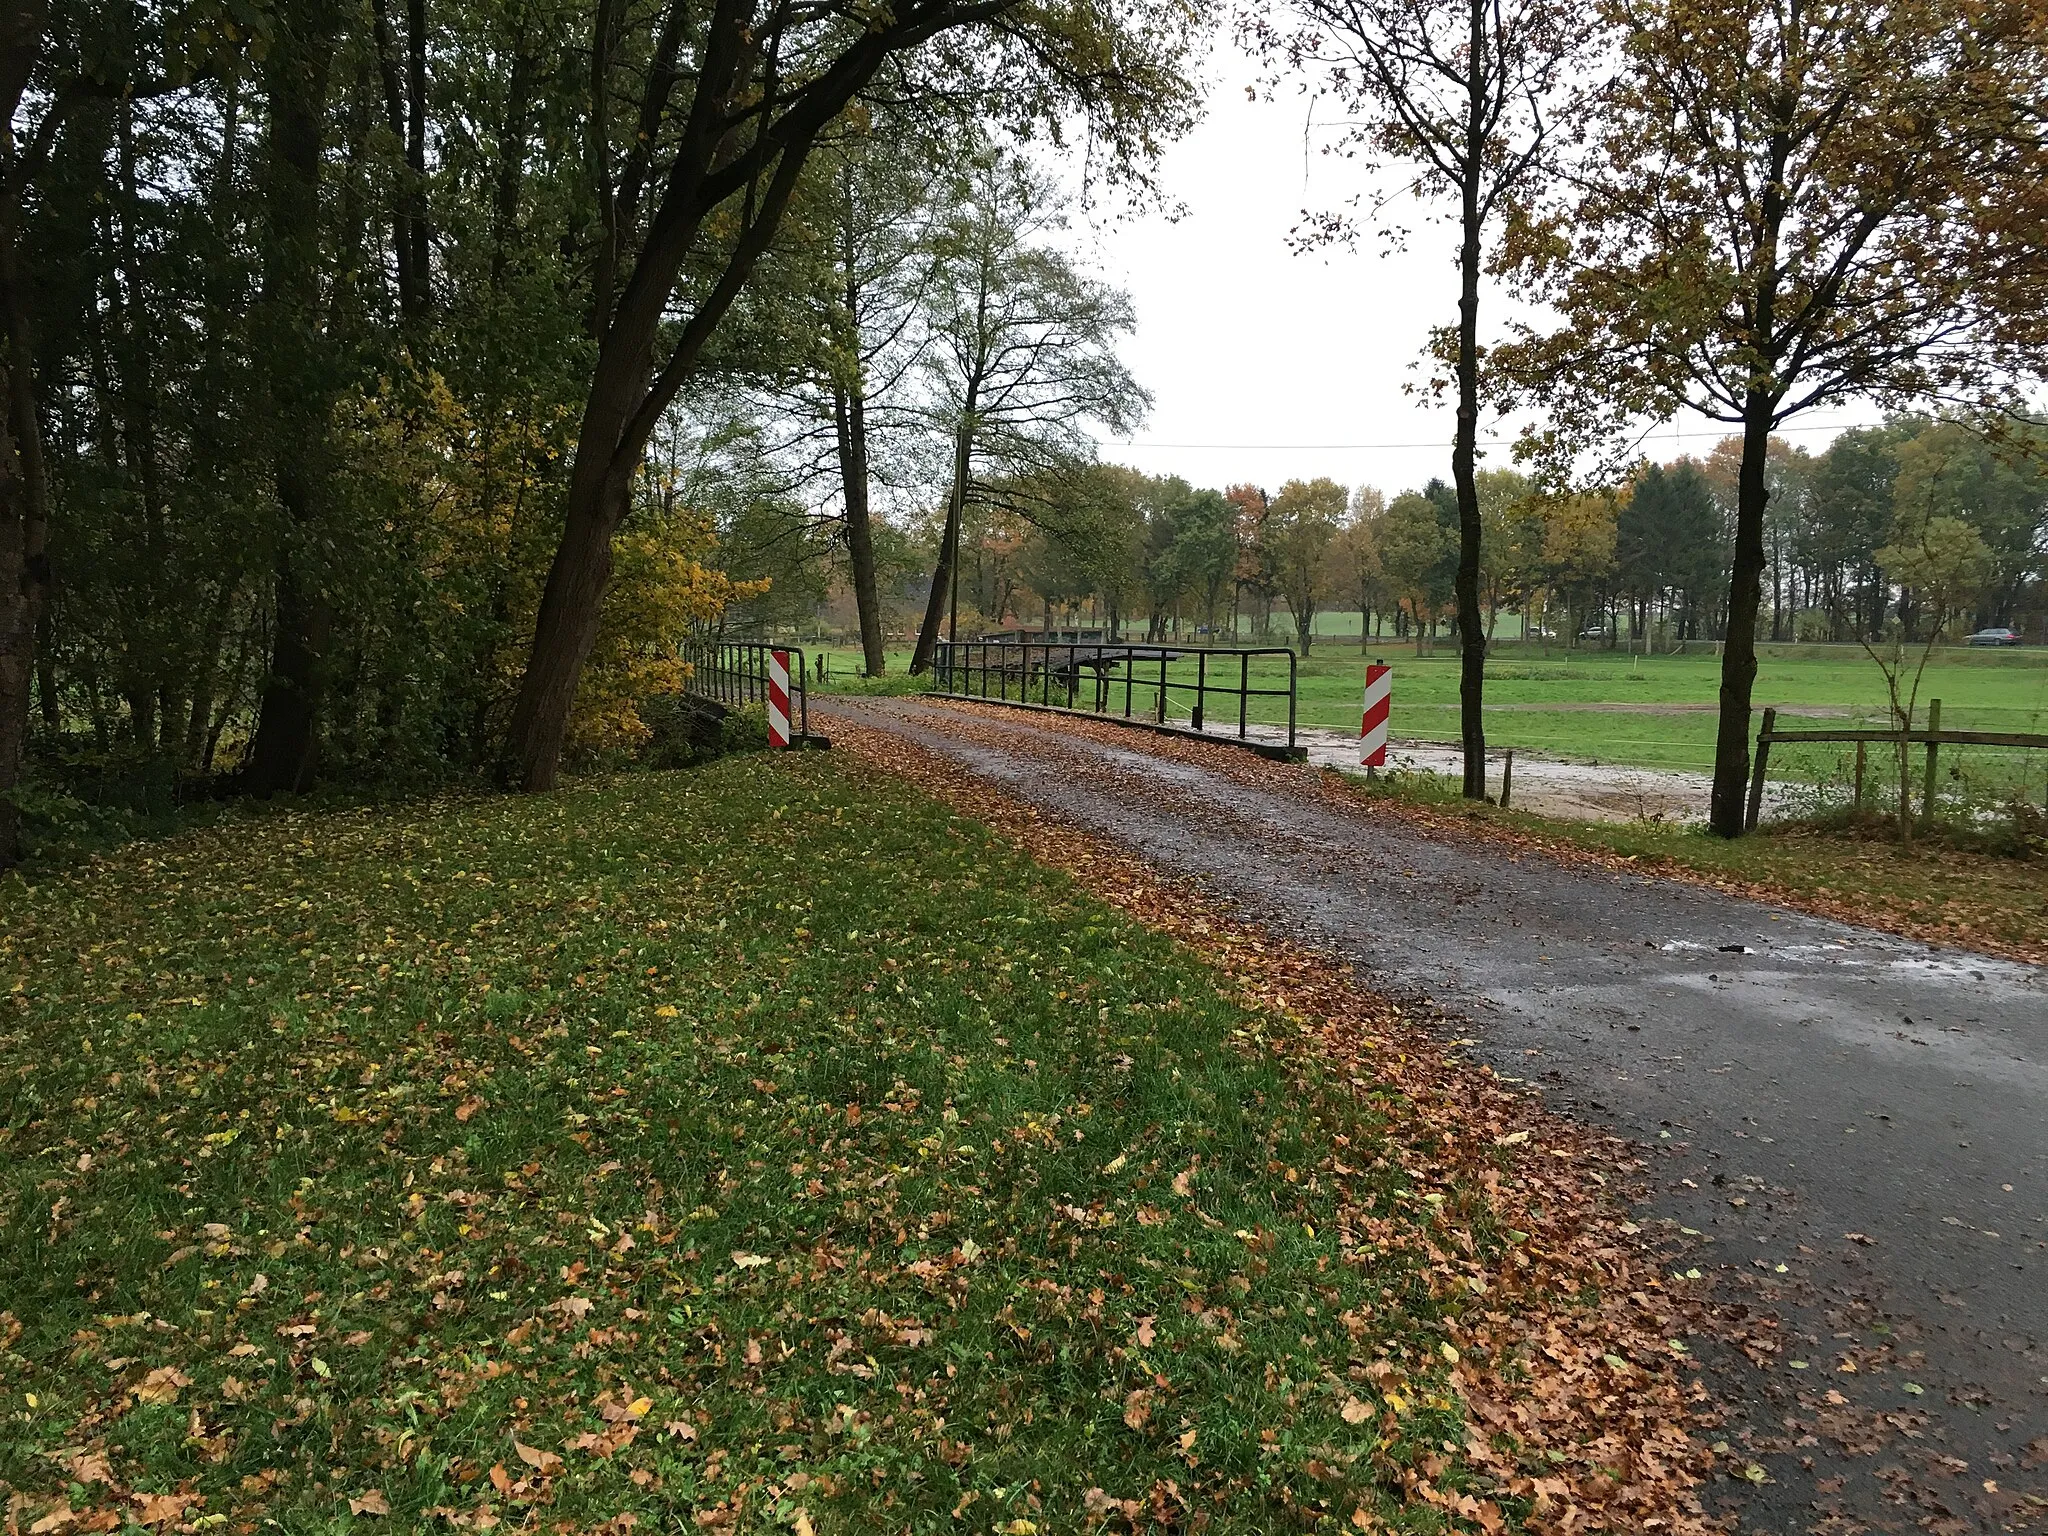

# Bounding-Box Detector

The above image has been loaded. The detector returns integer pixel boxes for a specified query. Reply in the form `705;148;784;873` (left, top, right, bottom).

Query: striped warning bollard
1360;663;1390;769
767;649;792;748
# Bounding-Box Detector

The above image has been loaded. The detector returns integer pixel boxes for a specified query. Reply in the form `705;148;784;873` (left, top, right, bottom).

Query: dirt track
822;693;2048;1535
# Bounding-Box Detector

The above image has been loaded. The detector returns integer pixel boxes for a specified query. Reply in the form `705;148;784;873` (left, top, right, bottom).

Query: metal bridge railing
934;640;1304;759
681;639;820;744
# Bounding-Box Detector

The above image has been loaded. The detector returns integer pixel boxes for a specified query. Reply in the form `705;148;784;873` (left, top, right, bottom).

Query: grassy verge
2;757;1647;1533
1339;767;2048;964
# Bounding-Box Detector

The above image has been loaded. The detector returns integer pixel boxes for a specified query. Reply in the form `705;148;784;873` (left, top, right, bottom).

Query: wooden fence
1747;699;2048;830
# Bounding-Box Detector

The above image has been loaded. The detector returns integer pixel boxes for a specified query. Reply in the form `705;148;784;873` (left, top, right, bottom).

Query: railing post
1745;706;1776;832
1922;698;1942;826
1157;651;1168;724
1287;651;1298;751
1068;642;1077;709
1239;653;1248;738
1500;749;1514;810
1854;739;1866;810
1194;650;1206;732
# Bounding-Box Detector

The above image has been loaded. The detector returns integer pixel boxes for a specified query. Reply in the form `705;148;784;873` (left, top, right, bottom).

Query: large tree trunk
834;385;886;674
1708;393;1775;837
504;0;915;789
243;2;339;795
0;3;52;868
0;268;51;869
910;422;971;675
1451;0;1487;803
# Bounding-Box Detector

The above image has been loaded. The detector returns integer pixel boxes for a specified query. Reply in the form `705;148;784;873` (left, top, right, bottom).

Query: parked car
1965;627;2023;646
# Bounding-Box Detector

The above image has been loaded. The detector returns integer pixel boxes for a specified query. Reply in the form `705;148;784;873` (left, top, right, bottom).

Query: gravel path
823;694;2048;1534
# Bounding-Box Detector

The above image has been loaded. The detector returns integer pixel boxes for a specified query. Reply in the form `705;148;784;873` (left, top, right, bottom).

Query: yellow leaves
653;1005;679;1018
730;1252;771;1270
1440;1343;1460;1364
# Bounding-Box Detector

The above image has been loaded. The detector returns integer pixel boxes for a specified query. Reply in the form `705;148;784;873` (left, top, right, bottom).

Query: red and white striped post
766;649;792;748
1360;663;1391;770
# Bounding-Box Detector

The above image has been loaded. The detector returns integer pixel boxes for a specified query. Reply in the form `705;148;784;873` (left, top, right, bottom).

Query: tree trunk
0;4;54;867
504;0;914;788
1708;393;1776;837
834;386;886;675
1449;0;1489;801
910;421;971;675
243;2;339;795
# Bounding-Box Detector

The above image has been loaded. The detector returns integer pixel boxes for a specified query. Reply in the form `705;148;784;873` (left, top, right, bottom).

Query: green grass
1;759;1509;1534
812;640;2048;794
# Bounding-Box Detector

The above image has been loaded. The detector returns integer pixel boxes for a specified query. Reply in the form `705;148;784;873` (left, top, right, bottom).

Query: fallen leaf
730;1252;771;1270
514;1441;562;1475
349;1490;391;1517
1123;1389;1152;1429
134;1492;199;1527
455;1096;486;1123
28;1503;75;1534
133;1367;191;1405
1134;1316;1156;1348
1341;1397;1372;1425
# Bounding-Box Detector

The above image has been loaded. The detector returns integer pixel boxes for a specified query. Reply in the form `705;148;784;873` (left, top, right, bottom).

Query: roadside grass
1335;768;2048;963
5;758;1526;1534
810;642;2048;790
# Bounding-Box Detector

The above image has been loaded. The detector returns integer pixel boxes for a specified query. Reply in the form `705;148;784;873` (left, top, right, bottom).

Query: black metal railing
934;640;1302;758
681;639;821;743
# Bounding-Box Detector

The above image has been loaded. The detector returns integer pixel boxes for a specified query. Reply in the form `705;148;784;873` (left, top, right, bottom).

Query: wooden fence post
1922;698;1942;827
1499;749;1514;810
1745;707;1776;832
1854;739;1866;811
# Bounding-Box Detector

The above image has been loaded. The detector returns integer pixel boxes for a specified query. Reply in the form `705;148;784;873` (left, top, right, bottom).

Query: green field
811;641;2048;797
1;756;1543;1533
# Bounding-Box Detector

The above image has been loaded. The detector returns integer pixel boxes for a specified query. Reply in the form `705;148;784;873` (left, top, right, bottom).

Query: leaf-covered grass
2;758;1504;1534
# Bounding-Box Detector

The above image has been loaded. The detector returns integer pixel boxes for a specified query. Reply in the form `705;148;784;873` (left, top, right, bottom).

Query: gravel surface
823;694;2048;1534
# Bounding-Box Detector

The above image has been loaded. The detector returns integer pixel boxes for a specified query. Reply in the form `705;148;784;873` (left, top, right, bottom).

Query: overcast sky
1065;47;1889;500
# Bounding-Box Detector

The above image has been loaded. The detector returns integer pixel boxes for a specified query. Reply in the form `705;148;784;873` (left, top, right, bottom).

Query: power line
1113;421;1878;451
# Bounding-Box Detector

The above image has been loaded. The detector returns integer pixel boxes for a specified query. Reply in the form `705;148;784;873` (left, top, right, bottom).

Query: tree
1255;0;1576;797
1891;419;2048;629
1805;426;1906;638
1378;487;1455;652
1502;0;2048;835
1618;460;1722;647
1865;513;1990;836
1;2;59;867
503;0;1198;785
1227;483;1276;638
1267;476;1346;652
1330;487;1387;650
906;152;1147;674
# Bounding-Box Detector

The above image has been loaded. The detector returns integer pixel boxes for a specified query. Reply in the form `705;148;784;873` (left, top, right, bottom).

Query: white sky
1067;46;1889;499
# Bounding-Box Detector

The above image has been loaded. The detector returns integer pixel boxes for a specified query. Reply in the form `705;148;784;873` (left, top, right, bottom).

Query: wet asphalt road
825;695;2048;1533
